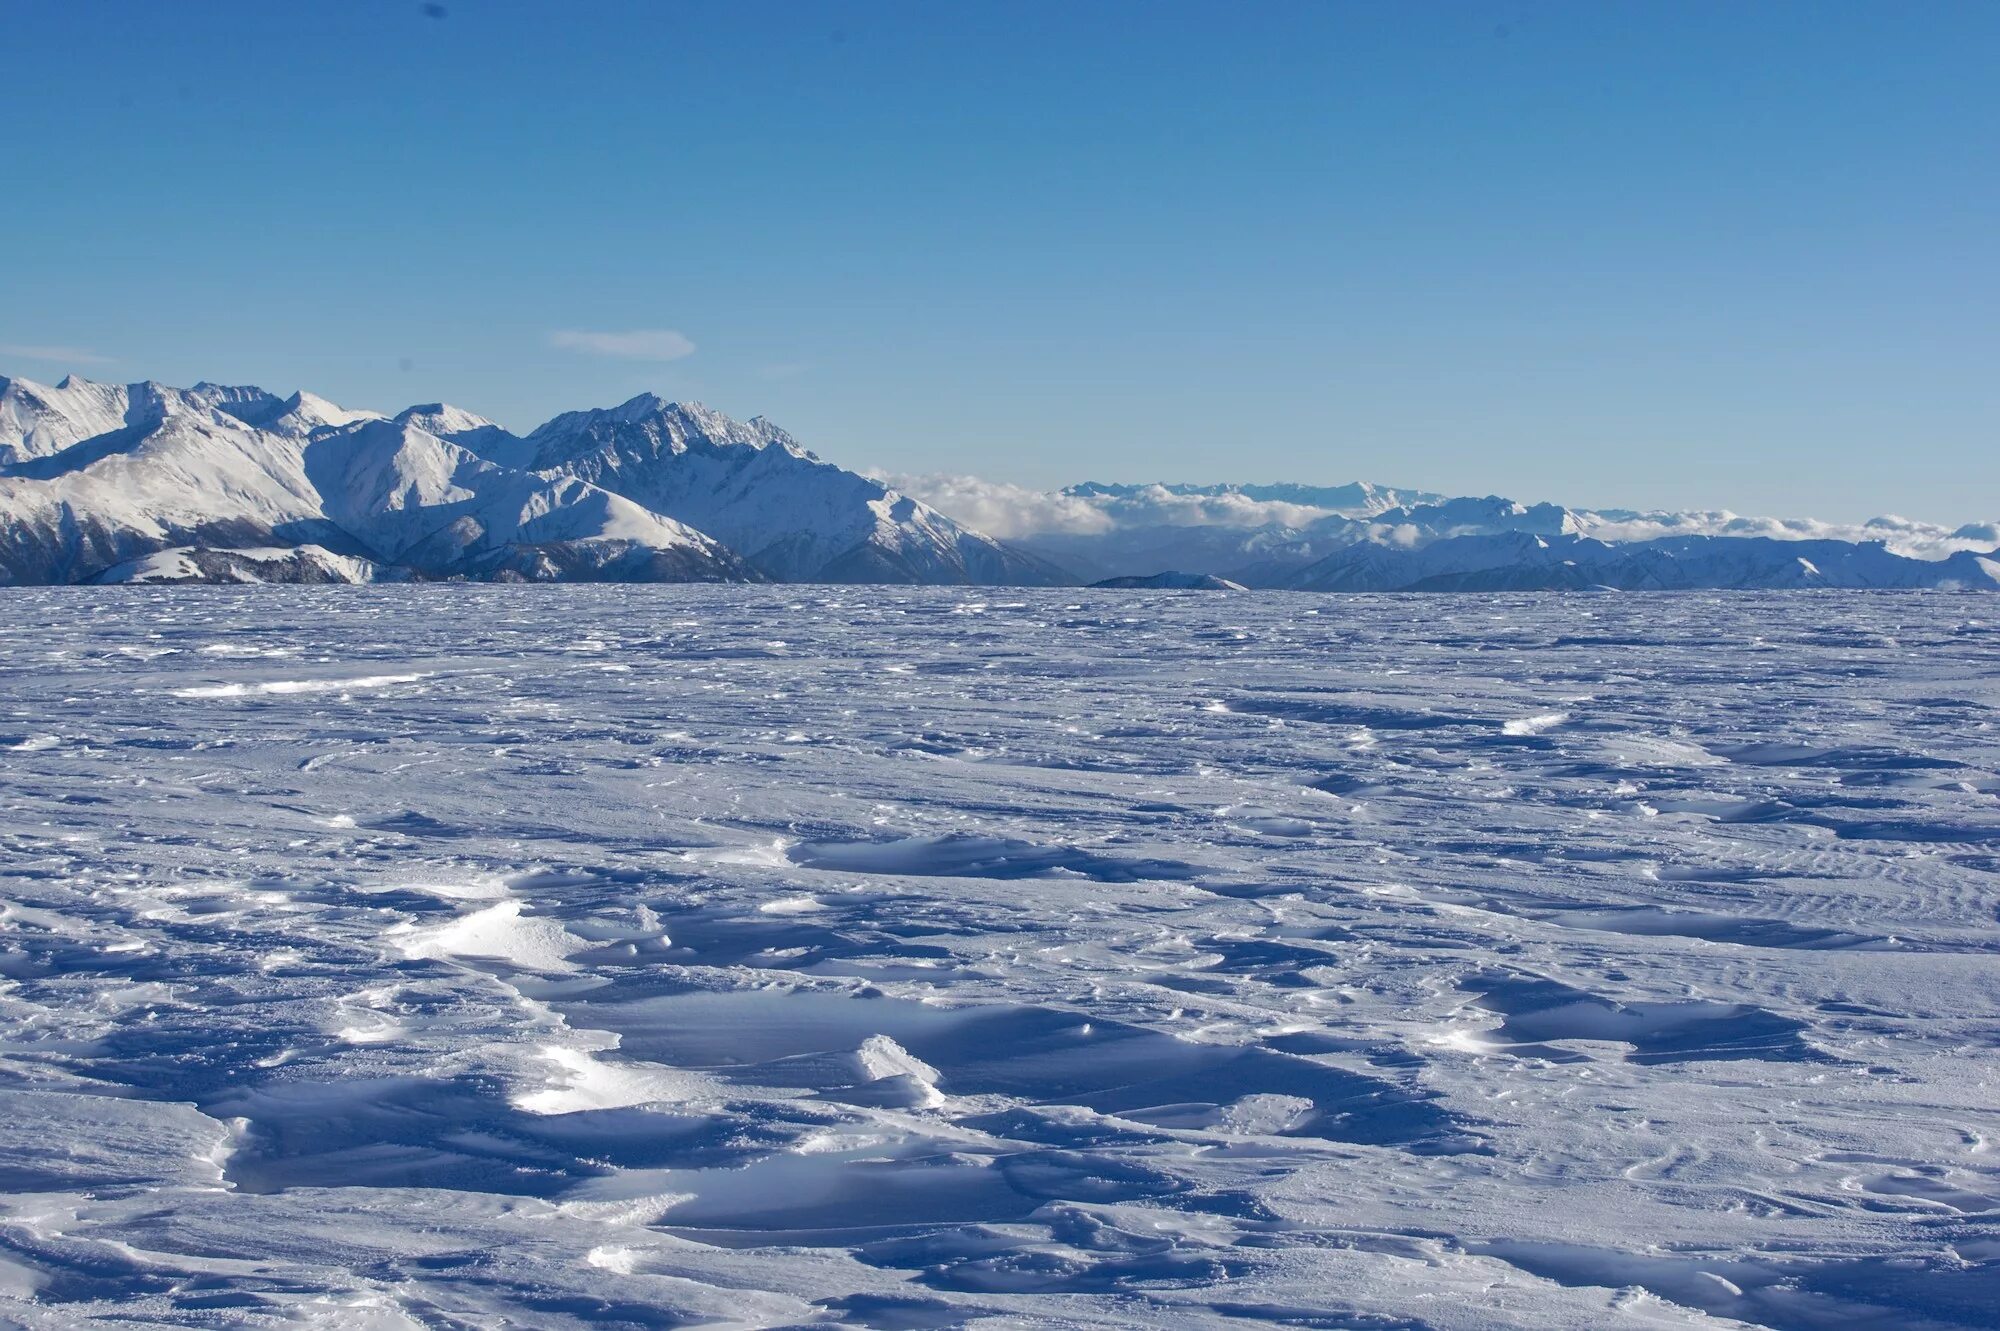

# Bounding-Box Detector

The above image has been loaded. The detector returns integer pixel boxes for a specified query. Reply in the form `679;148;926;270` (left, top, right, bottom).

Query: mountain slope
0;376;754;585
0;381;343;583
0;374;143;464
91;544;390;585
499;396;1073;585
301;418;756;581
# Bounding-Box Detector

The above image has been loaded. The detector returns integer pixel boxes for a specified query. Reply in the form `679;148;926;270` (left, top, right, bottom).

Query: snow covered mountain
3;369;1994;590
1;379;339;583
0;376;750;585
296;417;754;583
0;373;1067;587
468;395;1070;585
0;374;143;462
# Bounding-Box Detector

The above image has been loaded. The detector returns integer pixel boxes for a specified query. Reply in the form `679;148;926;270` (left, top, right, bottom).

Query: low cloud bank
1576;511;1999;560
882;472;1995;562
874;473;1115;538
881;473;1336;539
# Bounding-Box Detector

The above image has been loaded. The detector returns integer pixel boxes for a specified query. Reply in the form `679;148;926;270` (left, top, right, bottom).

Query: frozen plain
0;586;1996;1331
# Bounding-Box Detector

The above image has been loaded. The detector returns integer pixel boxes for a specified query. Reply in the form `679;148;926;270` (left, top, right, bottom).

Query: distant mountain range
3;371;1995;590
974;486;2000;590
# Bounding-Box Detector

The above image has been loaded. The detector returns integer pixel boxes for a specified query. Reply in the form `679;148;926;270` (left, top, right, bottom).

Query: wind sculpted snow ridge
0;586;1995;1327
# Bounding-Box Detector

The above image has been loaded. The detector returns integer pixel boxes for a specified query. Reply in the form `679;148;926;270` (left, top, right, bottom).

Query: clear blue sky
5;0;1995;520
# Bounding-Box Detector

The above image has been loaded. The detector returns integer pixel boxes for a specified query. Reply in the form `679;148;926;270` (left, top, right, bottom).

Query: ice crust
0;585;1995;1328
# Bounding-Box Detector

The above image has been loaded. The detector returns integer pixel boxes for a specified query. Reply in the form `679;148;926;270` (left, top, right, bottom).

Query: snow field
0;585;1995;1328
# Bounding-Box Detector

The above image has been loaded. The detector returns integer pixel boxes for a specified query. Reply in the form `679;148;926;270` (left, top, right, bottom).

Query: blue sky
5;1;1995;520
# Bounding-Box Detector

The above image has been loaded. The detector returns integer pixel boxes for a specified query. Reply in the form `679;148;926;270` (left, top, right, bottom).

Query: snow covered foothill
1090;570;1247;590
0;585;1994;1327
91;544;388;584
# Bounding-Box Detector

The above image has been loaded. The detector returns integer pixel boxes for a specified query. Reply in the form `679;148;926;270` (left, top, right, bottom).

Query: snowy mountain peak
609;391;674;423
1;373;138;463
189;382;289;427
508;395;1062;584
4;376;387;442
396;402;498;436
522;395;807;462
596;394;804;442
260;389;384;437
392;402;527;466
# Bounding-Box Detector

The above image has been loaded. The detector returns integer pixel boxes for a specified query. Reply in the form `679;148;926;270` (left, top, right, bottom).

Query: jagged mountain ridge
0;374;1065;587
468;396;1067;585
0;377;752;585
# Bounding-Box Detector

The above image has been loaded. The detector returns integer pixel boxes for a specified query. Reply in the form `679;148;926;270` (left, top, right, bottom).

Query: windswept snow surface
1;586;1996;1329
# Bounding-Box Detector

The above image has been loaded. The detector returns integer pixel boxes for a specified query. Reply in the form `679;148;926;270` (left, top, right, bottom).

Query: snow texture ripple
0;586;1996;1329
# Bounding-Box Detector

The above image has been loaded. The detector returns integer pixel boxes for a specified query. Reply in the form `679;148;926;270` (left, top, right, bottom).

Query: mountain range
0;374;1060;588
2;371;1995;591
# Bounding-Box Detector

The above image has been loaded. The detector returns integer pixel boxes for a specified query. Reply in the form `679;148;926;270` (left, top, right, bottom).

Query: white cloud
1571;509;1997;560
875;472;1116;538
548;328;697;361
0;343;113;365
882;473;1346;539
882;472;1999;561
1095;486;1333;531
